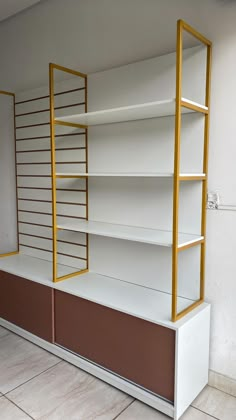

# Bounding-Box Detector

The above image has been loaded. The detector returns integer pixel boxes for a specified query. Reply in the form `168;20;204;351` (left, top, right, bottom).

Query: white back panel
88;46;206;109
87;46;205;300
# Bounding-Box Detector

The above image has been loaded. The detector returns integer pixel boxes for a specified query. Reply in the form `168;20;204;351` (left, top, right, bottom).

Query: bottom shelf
55;272;195;328
0;253;198;328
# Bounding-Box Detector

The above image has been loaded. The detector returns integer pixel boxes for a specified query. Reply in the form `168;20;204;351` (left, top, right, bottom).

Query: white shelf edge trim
182;97;208;110
57;219;203;248
56;172;206;178
55;97;208;126
178;236;204;249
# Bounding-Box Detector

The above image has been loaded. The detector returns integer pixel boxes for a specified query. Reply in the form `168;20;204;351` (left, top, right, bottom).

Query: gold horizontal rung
179;175;206;181
54;119;87;129
0;90;15;97
55;268;89;282
50;63;87;79
0;250;19;258
178;238;204;252
180;20;212;47
181;100;208;114
56;174;87;179
174;298;204;322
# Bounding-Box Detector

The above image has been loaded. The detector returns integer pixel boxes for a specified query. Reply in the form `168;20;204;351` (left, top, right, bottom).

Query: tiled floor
0;326;235;419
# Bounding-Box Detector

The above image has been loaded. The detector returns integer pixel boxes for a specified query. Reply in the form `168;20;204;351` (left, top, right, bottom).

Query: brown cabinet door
0;270;53;342
55;290;175;402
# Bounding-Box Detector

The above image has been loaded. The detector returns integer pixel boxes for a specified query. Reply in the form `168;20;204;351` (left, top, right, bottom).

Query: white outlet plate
207;192;220;209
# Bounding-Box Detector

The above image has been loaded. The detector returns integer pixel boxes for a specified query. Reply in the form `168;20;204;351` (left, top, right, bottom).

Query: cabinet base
0;318;175;418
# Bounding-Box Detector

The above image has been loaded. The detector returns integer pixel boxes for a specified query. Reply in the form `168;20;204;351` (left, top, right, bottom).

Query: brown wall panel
0;270;53;342
55;290;175;402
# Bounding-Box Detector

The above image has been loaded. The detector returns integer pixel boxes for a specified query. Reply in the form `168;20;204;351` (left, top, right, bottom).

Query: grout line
4;395;35;419
5;360;62;396
208;384;236;400
112;399;136;420
191;405;220;420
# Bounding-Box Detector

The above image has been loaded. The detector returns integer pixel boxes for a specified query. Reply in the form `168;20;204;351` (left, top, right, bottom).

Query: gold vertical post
172;20;211;321
172;20;183;322
49;63;88;282
13;93;20;253
200;44;212;299
85;76;89;271
49;64;58;282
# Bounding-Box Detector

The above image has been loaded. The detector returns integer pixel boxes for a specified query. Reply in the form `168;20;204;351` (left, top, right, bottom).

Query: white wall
0;0;236;383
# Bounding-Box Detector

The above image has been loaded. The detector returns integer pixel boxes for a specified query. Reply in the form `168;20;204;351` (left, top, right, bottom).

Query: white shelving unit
0;20;212;420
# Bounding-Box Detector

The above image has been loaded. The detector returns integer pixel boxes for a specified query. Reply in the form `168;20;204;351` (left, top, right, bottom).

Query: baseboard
209;370;236;397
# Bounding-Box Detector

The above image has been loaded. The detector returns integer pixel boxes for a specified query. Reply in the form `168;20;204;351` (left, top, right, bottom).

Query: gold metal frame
172;20;212;321
0;90;19;258
1;21;211;318
49;63;89;282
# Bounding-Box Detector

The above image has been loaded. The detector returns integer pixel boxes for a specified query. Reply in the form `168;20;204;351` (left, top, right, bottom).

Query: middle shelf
57;220;203;248
56;172;206;179
55;97;208;127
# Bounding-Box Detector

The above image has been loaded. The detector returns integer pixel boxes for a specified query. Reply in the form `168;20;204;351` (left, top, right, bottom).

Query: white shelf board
56;172;205;178
57;220;203;248
55;97;207;126
0;254;81;286
0;253;205;328
54;271;195;329
56;172;173;178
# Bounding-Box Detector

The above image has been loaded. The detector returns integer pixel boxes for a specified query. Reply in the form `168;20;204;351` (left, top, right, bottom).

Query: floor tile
0;326;10;338
0;396;31;419
209;370;236;398
0;333;60;394
192;385;236;419
116;400;214;419
8;361;133;420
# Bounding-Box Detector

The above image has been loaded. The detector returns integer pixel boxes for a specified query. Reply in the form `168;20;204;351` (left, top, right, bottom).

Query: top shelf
55;98;208;127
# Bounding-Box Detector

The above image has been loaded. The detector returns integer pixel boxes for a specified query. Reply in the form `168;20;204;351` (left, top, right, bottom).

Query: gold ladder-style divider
172;20;212;321
0;90;19;258
49;63;89;282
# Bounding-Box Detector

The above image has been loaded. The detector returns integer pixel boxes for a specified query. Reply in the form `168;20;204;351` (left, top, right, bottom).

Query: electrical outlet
207;192;220;209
